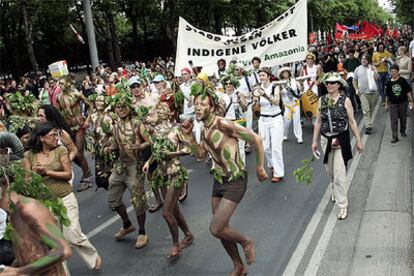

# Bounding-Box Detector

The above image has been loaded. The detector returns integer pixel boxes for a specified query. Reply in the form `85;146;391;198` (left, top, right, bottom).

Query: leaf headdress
190;80;219;107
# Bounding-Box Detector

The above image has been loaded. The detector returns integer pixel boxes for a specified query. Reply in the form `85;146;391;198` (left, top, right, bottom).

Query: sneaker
114;225;136;241
330;193;335;202
297;139;303;144
283;136;288;141
365;127;373;134
135;234;149;249
77;179;92;192
401;132;407;137
337;208;347;220
245;144;252;154
391;136;399;143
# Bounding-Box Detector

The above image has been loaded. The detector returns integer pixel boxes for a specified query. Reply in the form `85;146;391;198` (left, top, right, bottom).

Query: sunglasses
130;84;140;89
224;82;233;85
153;81;160;84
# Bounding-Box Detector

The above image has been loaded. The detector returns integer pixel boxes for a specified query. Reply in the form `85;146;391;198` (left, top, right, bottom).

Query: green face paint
239;131;253;142
211;132;221;144
31;255;59;268
40;234;58;249
45;223;65;240
21;197;30;204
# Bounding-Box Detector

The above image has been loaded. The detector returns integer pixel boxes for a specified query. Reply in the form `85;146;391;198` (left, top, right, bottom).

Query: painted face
115;104;131;118
40;128;59;148
157;103;170;121
194;95;212;122
37;108;47;123
95;96;105;111
259;72;269;83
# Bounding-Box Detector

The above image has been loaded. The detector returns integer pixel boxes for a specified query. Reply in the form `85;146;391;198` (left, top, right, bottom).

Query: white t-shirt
259;83;282;116
0;208;7;239
409;39;414;58
180;80;194;115
238;76;254;102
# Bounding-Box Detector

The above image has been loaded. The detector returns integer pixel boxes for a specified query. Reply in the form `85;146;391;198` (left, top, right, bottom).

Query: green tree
389;0;414;26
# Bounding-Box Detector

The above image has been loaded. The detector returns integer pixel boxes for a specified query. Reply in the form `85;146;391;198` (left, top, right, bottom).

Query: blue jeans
378;72;389;102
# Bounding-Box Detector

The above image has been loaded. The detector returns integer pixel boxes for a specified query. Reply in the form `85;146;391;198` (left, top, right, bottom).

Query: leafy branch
293;157;316;185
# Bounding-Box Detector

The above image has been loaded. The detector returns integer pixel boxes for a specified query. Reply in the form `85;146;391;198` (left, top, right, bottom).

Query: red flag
335;23;347;40
309;32;316;44
360;21;379;38
392;28;400;39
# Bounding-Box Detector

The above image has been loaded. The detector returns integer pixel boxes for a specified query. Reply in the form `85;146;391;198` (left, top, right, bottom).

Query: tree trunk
107;12;121;65
165;0;176;54
22;3;38;72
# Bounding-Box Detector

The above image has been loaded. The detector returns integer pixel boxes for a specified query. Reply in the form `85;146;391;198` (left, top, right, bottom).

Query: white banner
174;0;308;76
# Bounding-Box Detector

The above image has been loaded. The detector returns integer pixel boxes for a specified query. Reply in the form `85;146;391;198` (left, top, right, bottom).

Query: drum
300;90;319;119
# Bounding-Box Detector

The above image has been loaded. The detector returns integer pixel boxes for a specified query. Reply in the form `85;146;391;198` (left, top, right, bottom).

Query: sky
377;0;393;11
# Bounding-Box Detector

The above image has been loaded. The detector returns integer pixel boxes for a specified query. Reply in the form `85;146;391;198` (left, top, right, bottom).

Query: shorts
108;162;148;215
212;173;247;204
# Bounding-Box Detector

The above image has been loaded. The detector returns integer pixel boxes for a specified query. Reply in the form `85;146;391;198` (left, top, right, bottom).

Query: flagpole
82;0;99;71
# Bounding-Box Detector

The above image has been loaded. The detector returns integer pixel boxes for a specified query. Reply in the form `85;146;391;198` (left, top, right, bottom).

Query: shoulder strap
244;75;252;92
224;96;233;116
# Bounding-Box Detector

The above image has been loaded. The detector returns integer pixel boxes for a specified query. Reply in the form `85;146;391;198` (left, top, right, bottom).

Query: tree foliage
389;0;414;26
0;0;392;77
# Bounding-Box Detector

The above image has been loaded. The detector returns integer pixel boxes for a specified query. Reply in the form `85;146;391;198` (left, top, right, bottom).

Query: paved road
68;114;361;275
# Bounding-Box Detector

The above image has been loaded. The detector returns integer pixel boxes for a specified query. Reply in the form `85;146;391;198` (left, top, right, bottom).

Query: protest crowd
0;9;413;275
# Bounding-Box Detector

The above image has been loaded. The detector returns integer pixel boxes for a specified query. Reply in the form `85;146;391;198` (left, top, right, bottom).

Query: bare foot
229;265;248;276
93;255;102;271
179;234;194;249
167;244;181;258
242;239;255;265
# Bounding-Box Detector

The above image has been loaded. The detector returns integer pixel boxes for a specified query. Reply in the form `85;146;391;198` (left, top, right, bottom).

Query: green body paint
229;162;238;173
31;255;59;268
40;234;58;249
190;144;199;155
223;148;231;160
238;131;253;142
211;132;221;144
45;223;65;240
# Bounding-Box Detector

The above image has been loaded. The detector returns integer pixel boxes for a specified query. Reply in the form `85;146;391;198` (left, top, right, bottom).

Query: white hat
235;63;244;69
277;66;292;79
323;72;347;88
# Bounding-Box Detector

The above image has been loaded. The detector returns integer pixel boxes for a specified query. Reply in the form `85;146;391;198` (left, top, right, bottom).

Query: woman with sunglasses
23;122;102;272
312;73;363;220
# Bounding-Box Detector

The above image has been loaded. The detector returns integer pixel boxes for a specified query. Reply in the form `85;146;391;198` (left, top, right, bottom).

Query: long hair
27;122;57;153
40;105;72;136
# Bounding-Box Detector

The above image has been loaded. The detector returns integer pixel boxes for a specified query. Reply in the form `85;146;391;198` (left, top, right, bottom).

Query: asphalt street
68;114;362;276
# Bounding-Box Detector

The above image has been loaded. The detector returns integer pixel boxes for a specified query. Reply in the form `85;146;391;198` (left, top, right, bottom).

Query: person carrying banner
180;81;268;276
278;67;303;143
249;57;261;86
254;67;285;182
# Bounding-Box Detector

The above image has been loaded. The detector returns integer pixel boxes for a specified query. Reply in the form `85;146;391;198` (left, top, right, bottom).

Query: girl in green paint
143;102;193;258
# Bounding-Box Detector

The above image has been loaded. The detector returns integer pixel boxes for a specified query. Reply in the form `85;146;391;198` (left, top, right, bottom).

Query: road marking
86;206;134;239
304;101;381;275
282;101;380;276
